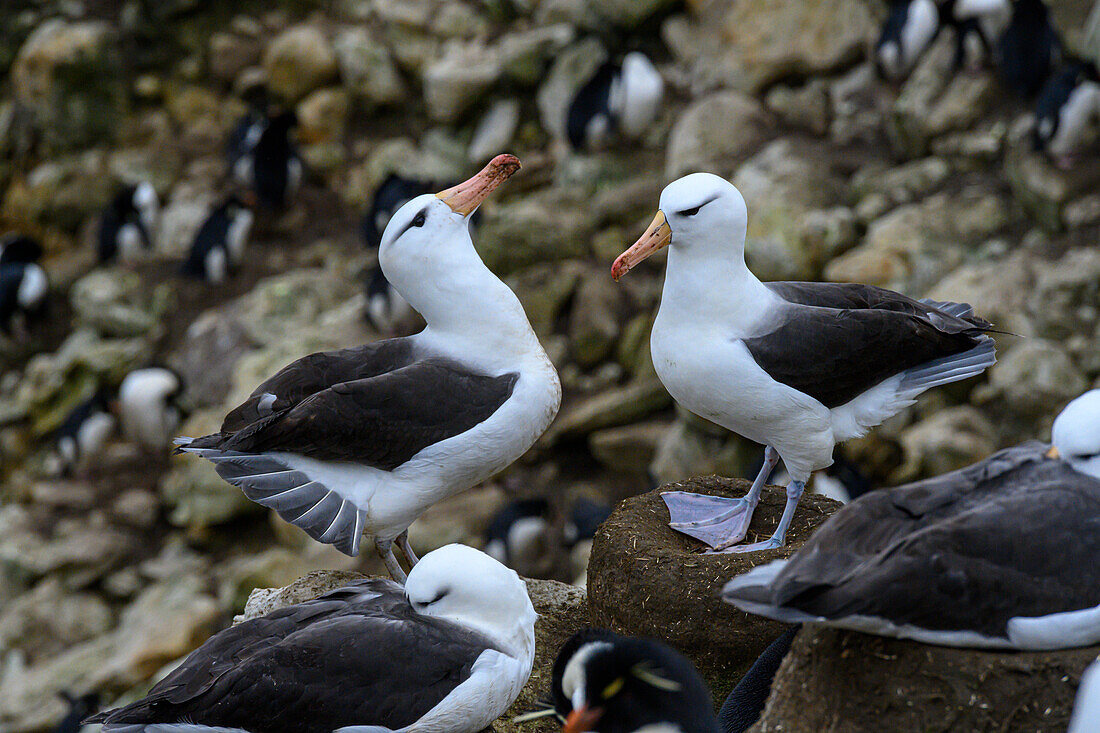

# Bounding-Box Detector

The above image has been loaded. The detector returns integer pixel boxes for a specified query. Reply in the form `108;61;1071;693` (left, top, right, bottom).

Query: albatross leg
663;446;780;549
719;480;805;554
395;530;420;567
375;537;408;584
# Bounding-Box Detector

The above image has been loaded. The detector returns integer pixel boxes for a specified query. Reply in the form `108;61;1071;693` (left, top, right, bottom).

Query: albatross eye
677;205;702;217
412;210;427;228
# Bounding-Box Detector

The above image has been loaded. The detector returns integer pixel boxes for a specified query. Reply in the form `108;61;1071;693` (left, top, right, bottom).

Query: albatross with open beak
176;155;561;581
612;173;995;552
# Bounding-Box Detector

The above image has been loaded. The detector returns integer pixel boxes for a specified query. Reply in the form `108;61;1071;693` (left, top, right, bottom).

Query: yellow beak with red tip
436;154;521;216
612;210;672;281
563;705;604;733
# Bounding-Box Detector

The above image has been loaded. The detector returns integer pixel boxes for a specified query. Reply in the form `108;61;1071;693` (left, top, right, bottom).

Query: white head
378;154;523;336
612;172;748;281
1051;389;1100;480
405;543;536;659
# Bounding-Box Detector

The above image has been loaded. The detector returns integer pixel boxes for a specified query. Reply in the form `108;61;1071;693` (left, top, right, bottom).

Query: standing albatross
177;155;561;581
723;389;1100;649
611;172;996;552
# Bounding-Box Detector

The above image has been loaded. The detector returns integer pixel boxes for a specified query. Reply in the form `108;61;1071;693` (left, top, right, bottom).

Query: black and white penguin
226;86;270;185
180;195;253;283
717;627;798;733
547;629;719;733
566;51;664;151
97;182;158;264
994;0;1062;98
54;691;99;733
118;367;184;451
0;260;48;338
52;389;116;477
0;233;44;266
875;0;1005;80
236;110;301;210
484;497;552;567
1033;60;1100;167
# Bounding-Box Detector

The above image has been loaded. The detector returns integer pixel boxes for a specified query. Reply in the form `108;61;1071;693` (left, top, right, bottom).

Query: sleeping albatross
611;172;996;552
88;544;537;733
723;389;1100;650
176;154;561;581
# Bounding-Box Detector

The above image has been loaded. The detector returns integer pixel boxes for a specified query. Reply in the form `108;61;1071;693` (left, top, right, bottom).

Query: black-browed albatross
611;172;996;552
89;544;537;733
177;155;562;581
723;389;1100;649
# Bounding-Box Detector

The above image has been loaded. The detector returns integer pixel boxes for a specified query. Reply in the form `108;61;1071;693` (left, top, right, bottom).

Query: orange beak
611;210;671;281
563;705;603;733
1046;446;1060;459
436;154;521;216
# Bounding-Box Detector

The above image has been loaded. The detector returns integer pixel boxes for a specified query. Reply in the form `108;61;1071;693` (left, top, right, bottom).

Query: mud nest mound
755;626;1100;732
587;476;841;704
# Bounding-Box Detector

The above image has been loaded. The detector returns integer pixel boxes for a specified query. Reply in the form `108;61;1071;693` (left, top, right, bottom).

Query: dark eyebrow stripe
679;195;720;213
393;206;429;241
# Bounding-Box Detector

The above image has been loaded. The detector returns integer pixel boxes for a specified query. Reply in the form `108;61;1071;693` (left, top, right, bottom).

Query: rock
217;546;357;612
568;271;623;368
827;61;885;147
2;150;117;232
263;25;339;102
422;42;503;123
536;37;607;141
208;31;261;84
156;167;220;258
665;92;769;178
1028;248;1100;340
541;379;672;445
407;484;507;554
497;24;575;86
475;194;590;275
234;569;588;733
668;0;875;93
925;251;1036;337
588;420;669;474
889;34;998;157
0;577;112;664
505;261;585;336
166;311;253;410
588;0;677;27
69;267;171;337
333;27;405;105
588;477;842;703
734;139;848;281
986;340;1088;419
296;87;350;145
893;406;996;483
1066;193;1100;228
764;79;831;136
1004;122;1100;232
853;156;951;209
649;409;757;490
10;19;125;152
755;627;1100;733
468;99;521;164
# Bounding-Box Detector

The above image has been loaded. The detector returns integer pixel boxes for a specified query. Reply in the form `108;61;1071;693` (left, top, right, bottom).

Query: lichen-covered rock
2;151;117;232
0;577;113;664
334;27;405;105
986;340;1088;419
423;43;503;123
893;406;996;483
296;87;350;145
666;92;769;178
536;37;607;141
589;420;669;474
70;268;172;338
568;270;623;368
754;627;1100;733
263;25;339;102
541;378;672;445
588;476;842;705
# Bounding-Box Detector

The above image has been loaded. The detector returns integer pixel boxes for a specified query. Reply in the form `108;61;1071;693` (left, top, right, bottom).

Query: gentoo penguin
724;389;1100;650
566;52;664;150
1033;60;1100;167
52;389;116;477
0;233;43;265
97;182;158;264
0;260;48;338
180;195;253;283
611;173;995;552
546;629;719;733
118;367;184;451
88;544;536;733
236;110;301;210
175;155;561;581
54;691;99;733
994;0;1062;98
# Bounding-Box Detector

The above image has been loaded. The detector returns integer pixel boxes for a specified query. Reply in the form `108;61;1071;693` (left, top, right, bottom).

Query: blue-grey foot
713;479;806;554
662;491;758;549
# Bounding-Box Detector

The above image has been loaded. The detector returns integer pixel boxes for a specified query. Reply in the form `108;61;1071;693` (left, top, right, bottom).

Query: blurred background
0;0;1098;729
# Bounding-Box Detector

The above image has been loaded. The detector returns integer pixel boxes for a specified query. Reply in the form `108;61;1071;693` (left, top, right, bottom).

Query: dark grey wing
746;283;993;407
752;447;1100;637
216;358;519;469
765;281;989;328
219;338;414;432
95;580;498;733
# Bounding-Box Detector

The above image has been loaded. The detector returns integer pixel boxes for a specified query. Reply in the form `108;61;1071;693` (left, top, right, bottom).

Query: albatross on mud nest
723;389;1100;650
176;154;561;581
89;544;537;733
611;172;996;553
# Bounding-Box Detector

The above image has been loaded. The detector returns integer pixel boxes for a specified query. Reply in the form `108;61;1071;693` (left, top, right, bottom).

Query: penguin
563;496;613;548
0;233;43;266
1033;60;1100;167
565;51;664;151
875;0;1002;80
117;367;185;451
54;691;99;733
236;110;301;210
0;260;48;338
97;182;158;264
994;0;1062;98
484;497;553;567
52;389;116;477
363;260;415;336
226;85;270;186
717;627;799;733
180;195;253;283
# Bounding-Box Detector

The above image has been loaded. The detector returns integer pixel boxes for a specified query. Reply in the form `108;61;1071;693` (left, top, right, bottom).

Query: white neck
660;242;776;334
456;603;537;662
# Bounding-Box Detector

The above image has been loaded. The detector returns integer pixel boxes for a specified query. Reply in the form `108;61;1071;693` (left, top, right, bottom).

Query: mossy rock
587;476;841;707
